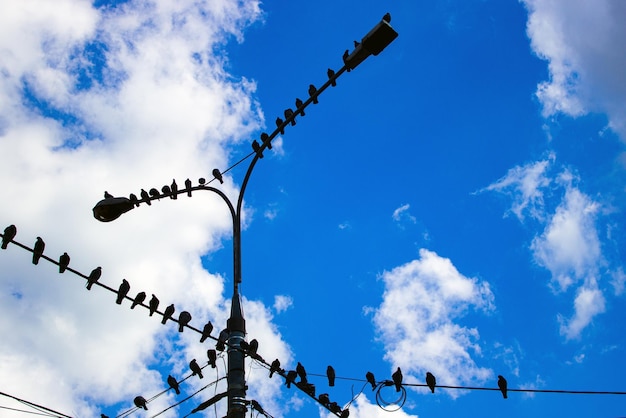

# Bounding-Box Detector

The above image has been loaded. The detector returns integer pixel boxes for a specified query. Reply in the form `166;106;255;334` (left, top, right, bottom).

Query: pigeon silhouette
327;68;336;86
426;372;436;393
308;84;319;104
104;191;113;198
285;370;297;388
284;109;296;126
269;359;281;378
32;237;45;265
190;359;204;379
170;179;178;199
130;291;146;309
296;362;307;384
318;393;330;406
116;279;130;305
207;349;217;368
1;225;16;249
275;117;285;135
178;311;192;332
295;98;305;116
129;193;139;207
140;189;151;205
382;12;391;23
149;188;160;200
252;140;264;158
167;375;180;395
498;375;508;399
366;371;376;390
148;294;159;316
161;185;171;197
162;304;175;324
58;252;70;273
260;132;272;150
249;339;258;355
86;266;102;290
198;177;206;185
212;169;223;184
216;329;228;351
185;178;192;197
392;367;403;392
327;365;335;386
200;321;213;343
133;396;148;410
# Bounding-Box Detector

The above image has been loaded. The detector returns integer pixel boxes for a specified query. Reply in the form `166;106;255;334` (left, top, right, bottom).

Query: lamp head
93;197;135;222
344;14;398;70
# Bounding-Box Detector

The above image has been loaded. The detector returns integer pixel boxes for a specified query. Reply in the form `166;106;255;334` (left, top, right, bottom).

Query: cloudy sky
1;0;625;417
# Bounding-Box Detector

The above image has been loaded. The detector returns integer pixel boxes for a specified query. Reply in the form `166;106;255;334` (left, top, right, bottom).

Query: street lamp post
93;14;397;418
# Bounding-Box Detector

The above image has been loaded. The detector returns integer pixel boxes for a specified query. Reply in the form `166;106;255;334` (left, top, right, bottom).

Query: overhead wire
0;391;72;418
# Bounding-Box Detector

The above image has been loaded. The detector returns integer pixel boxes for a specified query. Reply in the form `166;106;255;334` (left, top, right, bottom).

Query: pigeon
1;225;16;249
148;294;159;316
86;267;102;290
498;375;508;399
140;189;151;205
251;400;266;415
104;191;114;198
275;117;285;135
167;375;180;395
426;372;436;393
340;409;349;418
133;396;148;410
32;237;45;265
200;321;213;343
190;359;204;379
327;68;336;87
366;371;376;390
162;304;175;324
318;393;330;406
308;84;319;104
295;98;305;116
129;193;139;207
296;362;307;383
251;140;264;158
260;132;272;150
216;329;228;351
328;402;341;414
149;188;160;200
161;185;171;197
284;108;296;126
170;179;178;199
130;291;146;309
392;367;403;392
269;359;281;378
248;339;259;355
101;414;109;418
185;178;192;197
116;279;130;305
212;169;223;184
382;12;391;23
178;311;192;332
58;252;70;273
198;177;206;185
207;349;217;368
327;365;336;386
285;370;297;388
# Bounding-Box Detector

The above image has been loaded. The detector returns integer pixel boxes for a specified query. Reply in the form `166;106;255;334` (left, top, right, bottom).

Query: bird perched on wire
216;329;228;351
251;140;264;158
327;68;336;87
167;375;180;395
275;117;285;135
129;193;139;207
295;98;305;116
212;169;223;184
162;304;175;324
1;224;16;249
190;359;204;379
327;365;335;387
366;371;376;390
161;185;171;197
426;372;436;393
285;370;297;388
116;279;130;305
308;84;318;104
248;339;258;356
260;132;272;150
134;396;148;410
284;108;296;126
148;294;159;316
170;179;178;199
178;311;192;332
149;188;160;200
498;375;508;399
86;267;102;290
32;237;45;265
269;359;281;378
318;393;330;406
392;367;403;392
207;349;217;368
200;321;213;343
140;189;151;205
58;252;70;273
185;178;192;197
130;291;146;309
296;362;307;384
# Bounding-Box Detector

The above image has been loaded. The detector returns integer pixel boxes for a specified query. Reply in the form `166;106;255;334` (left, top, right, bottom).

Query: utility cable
0;392;72;418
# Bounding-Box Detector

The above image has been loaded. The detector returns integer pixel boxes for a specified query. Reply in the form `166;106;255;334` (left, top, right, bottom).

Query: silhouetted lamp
344;14;398;70
93;197;135;222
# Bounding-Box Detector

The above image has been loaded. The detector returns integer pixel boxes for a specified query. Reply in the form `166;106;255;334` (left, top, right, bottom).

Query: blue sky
1;1;625;417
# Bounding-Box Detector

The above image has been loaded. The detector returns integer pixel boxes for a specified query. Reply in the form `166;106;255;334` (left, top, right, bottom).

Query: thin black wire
150;377;226;418
0;392;72;418
0;404;57;416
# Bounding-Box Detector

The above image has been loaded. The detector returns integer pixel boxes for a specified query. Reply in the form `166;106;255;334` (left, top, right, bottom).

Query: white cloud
392;204;417;226
372;249;495;395
274;295;293;313
522;0;626;140
558;280;605;340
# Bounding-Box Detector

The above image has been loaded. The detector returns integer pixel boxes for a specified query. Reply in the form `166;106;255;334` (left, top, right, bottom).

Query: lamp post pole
92;14;397;418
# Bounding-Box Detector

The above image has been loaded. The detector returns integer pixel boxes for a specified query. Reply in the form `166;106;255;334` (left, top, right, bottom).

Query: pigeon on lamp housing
212;169;223;184
392;367;402;392
296;362;307;384
284;108;296;126
129;193;139;207
318;393;330;406
162;304;175;324
149;188;160;200
190;359;203;379
426;372;436;393
134;396;148;410
178;311;192;332
148;294;159;316
104;191;113;198
185;178;192;197
327;68;336;86
32;237;45;265
2;225;16;249
285;370;297;388
295;98;305;116
269;359;281;378
327;365;335;386
167;375;180;395
308;84;319;104
86;267;102;290
170;179;178;199
498;375;508;399
366;371;376;390
207;349;217;368
58;252;70;273
383;12;391;23
252;140;264;158
130;291;146;309
200;321;213;343
116;279;130;305
260;132;272;150
140;189;151;205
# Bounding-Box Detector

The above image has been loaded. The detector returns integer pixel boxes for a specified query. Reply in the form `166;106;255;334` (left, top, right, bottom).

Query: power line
0;392;73;418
